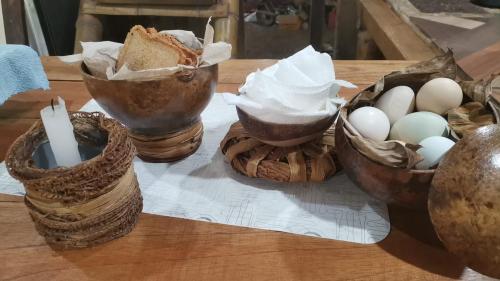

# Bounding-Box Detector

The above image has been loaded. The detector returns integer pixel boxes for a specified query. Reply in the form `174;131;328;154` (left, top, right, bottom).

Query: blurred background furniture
74;0;240;56
1;0;499;73
1;0;79;55
351;0;500;79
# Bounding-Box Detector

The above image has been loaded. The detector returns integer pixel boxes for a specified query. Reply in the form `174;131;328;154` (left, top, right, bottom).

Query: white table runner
0;94;390;244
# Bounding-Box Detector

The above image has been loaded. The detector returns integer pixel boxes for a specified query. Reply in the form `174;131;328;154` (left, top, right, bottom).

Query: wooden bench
74;0;240;56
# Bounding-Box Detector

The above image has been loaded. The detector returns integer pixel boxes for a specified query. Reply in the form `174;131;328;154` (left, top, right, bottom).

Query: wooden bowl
81;63;218;136
335;86;498;210
236;107;336;147
335;116;433;210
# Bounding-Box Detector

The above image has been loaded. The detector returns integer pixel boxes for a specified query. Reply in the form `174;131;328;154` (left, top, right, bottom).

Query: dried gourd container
5;112;143;248
335;51;500;210
81;63;218;163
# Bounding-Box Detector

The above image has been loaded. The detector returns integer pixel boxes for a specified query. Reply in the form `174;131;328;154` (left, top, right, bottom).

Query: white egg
416;136;455;170
375;86;415;125
348;106;390;141
390;111;449;144
416;78;463;115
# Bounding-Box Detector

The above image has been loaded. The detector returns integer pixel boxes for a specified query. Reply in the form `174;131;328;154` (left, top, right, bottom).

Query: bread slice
158;31;199;66
116;25;199;71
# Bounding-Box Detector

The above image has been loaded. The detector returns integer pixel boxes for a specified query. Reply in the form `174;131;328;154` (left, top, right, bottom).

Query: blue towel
0;45;50;104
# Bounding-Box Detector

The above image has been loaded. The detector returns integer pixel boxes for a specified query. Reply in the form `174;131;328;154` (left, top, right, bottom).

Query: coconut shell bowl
217;106;339;183
335;51;500;210
236;107;336;147
81;63;218;162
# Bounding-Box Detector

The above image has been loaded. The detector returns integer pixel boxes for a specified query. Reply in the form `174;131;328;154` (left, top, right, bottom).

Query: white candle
40;97;81;167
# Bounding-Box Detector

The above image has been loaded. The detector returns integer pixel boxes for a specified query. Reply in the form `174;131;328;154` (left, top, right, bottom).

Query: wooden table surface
0;58;493;281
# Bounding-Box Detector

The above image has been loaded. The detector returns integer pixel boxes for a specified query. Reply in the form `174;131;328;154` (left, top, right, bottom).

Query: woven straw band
26;167;142;248
5;112;143;248
129;121;203;162
220;122;340;182
26;166;135;215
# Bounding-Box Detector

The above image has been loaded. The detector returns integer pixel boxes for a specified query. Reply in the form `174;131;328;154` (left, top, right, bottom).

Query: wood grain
1;192;492;281
219;59;417;85
41;57;84;81
359;0;439;60
458;41;500;80
81;0;228;17
42;57;416;85
0;59;493;280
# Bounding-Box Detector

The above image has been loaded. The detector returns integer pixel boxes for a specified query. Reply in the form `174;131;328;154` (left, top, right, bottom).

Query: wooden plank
41;57;416;86
81;0;228;17
1;0;27;44
218;59;416;85
458;41;500;80
359;0;438;60
438;16;500;60
41;57;82;81
0;190;475;281
410;14;484;30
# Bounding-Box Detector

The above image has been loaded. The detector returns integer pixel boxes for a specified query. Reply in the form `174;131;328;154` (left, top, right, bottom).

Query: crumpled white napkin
223;46;356;124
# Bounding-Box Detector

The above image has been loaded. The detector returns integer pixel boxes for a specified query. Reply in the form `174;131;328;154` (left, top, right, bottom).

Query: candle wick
51;99;55;111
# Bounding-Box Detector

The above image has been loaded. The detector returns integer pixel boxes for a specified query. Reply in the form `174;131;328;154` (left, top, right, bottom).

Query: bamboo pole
214;0;239;57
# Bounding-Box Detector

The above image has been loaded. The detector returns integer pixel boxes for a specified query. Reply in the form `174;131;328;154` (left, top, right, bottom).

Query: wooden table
0;58;493;281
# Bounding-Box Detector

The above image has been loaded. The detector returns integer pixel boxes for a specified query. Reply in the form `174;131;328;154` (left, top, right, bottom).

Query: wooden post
73;14;103;53
310;0;325;51
1;0;28;44
214;0;239;57
356;30;383;59
334;0;359;59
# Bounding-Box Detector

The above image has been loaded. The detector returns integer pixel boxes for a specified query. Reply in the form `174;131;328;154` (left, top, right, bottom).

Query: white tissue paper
223;46;356;124
75;18;231;80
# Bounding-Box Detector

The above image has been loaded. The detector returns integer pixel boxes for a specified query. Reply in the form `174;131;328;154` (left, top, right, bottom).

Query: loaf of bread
116;25;199;71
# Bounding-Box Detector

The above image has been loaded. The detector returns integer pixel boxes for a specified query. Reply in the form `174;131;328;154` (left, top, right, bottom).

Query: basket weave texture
220;122;340;182
129;120;203;162
5;112;143;248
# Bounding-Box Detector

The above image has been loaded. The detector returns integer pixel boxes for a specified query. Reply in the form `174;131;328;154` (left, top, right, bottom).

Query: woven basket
5;112;143;248
220;122;340;182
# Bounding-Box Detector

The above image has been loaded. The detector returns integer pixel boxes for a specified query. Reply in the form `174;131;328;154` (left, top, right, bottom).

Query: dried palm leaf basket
335;51;500;210
5;112;143;248
220;121;340;183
